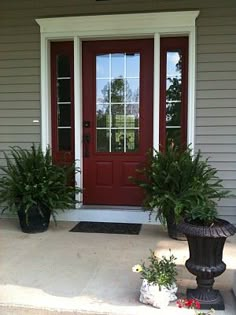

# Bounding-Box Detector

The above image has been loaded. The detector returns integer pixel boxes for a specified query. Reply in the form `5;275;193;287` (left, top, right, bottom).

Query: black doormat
69;221;142;235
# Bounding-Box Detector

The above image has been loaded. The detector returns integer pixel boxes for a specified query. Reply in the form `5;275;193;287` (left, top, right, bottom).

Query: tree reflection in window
166;77;181;126
166;51;182;147
96;76;139;152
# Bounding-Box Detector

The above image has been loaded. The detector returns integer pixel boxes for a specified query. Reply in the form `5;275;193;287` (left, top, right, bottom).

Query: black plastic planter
18;206;51;233
178;219;236;310
166;210;186;241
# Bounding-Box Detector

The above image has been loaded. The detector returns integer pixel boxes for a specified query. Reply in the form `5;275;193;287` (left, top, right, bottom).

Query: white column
40;35;51;152
153;33;161;151
188;27;197;152
74;36;83;203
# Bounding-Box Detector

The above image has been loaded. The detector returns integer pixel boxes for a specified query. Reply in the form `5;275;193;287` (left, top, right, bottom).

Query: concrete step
0;293;236;315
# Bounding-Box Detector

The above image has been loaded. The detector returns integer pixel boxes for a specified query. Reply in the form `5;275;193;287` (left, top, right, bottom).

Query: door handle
83;134;90;157
83;134;90;143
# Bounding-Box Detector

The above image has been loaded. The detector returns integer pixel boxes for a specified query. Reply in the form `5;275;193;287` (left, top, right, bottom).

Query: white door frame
36;11;199;215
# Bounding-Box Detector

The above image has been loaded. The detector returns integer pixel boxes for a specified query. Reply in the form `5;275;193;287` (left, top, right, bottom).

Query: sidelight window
160;37;188;149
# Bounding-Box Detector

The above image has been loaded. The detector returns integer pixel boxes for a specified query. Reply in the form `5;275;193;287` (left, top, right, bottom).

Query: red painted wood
159;37;189;151
82;39;154;205
51;42;74;165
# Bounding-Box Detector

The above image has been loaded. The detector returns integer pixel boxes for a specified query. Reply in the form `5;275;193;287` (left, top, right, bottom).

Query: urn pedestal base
187;288;224;310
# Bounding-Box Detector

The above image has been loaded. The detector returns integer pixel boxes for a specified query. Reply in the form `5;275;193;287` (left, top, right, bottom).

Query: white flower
132;264;143;273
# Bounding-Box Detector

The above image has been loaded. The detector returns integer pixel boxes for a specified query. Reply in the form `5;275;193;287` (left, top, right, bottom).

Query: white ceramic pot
139;279;178;308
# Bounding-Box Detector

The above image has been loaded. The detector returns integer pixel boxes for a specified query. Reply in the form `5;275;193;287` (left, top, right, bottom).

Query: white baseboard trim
56;207;160;224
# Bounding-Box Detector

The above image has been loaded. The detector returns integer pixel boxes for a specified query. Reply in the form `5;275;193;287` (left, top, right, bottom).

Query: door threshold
56;205;159;224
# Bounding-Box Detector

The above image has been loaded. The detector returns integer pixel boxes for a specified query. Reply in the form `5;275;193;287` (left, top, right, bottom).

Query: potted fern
132;145;234;240
132;145;199;239
0;145;81;233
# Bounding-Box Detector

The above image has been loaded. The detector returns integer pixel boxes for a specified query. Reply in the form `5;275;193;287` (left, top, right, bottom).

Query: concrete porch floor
0;219;236;315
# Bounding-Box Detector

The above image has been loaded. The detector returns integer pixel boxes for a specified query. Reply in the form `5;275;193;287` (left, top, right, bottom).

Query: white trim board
56;207;160;224
36;11;199;223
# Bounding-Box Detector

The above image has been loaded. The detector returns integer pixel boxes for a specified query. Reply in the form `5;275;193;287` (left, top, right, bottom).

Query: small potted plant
0;145;81;233
132;250;178;308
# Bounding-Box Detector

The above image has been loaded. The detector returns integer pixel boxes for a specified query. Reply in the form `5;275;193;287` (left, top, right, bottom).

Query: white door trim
36;11;199;220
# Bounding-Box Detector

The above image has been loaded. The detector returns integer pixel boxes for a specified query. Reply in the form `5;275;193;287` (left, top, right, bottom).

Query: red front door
82;39;153;206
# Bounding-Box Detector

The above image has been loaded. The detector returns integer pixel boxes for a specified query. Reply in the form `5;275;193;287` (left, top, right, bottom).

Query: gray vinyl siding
195;3;236;222
0;0;236;221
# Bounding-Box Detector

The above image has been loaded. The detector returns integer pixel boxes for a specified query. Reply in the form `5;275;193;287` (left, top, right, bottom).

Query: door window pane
167;52;181;78
111;129;125;152
111;54;124;78
96;79;109;103
57;79;71;102
126;104;139;127
126;53;140;78
96;104;110;127
58;129;71;151
111;104;124;128
96;54;109;78
126;78;139;102
57;55;70;77
166;101;181;126
58;104;71;127
111;78;125;103
126;129;139;152
166;128;181;148
97;129;109;152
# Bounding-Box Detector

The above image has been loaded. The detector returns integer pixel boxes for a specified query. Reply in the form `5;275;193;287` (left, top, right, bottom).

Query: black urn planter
18;206;51;233
178;219;236;310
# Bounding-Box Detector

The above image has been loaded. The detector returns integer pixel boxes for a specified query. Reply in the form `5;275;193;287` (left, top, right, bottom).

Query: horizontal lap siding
0;13;41;168
196;3;236;221
0;0;235;221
